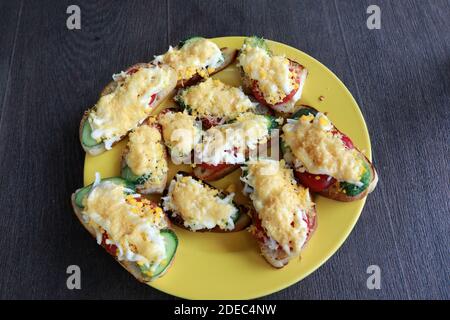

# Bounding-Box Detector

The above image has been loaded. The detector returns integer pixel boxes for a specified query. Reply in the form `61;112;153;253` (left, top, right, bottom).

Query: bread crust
192;164;240;182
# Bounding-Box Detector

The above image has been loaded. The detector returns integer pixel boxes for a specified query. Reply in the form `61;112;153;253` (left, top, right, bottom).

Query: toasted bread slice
248;207;317;268
174;47;237;88
71;178;178;283
161;172;251;232
120;119;168;194
241;159;317;268
238;36;308;114
284;105;378;202
153;36;237;88
241;59;307;114
80;63;177;156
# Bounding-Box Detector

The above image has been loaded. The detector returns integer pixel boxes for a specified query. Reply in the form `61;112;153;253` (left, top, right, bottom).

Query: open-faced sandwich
193;112;278;181
282;106;378;201
175;78;257;129
153;37;237;88
121;118;168;194
238;36;308;113
157;109;202;163
241;159;317;268
161;172;251;232
71;176;178;282
80;63;177;156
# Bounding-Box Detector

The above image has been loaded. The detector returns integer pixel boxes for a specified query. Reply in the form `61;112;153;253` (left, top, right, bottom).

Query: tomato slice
295;132;353;192
341;134;355;149
201;116;223;129
295;171;336;193
250;81;268;105
198;162;232;171
251;65;301;106
278;87;298;105
148;94;156;106
101;232;118;256
331;129;354;149
340;134;354;149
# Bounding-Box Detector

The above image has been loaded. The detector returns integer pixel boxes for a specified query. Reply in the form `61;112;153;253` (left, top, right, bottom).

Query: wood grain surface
0;0;448;299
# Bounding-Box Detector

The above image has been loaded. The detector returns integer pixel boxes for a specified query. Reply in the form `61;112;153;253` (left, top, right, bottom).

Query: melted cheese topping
178;78;256;120
154;38;223;81
242;160;313;254
158;111;201;157
196;113;270;165
125;123;168;186
83;181;167;271
89;65;175;149
162;174;237;231
282;113;364;184
238;46;296;105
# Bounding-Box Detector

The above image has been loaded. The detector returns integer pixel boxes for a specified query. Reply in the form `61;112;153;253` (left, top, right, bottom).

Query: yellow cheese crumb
83;183;168;269
125;123;168;188
159;39;222;81
238;46;295;105
282;113;364;183
245;160;313;254
179;78;255;120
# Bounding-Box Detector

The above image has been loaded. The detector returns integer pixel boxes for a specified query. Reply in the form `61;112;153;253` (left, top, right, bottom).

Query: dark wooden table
0;0;448;300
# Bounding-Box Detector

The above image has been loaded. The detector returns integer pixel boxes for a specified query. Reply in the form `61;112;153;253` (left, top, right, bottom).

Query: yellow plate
83;36;372;299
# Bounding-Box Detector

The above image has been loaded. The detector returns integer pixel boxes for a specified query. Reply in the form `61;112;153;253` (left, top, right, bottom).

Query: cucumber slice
139;229;178;278
231;211;241;223
74;177;136;208
291;106;318;120
81;119;101;147
121;165;143;184
121;166;136;182
244;36;270;53
74;187;91;208
174;94;191;113
178;36;204;48
340;162;371;196
265;115;278;131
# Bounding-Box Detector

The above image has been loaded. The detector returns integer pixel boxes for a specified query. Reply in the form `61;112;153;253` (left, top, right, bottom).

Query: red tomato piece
251;65;301;106
201;117;222;129
148;94;156;106
331;129;354;149
198;162;232;171
101;232;118;256
295;171;336;193
340;134;354;149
